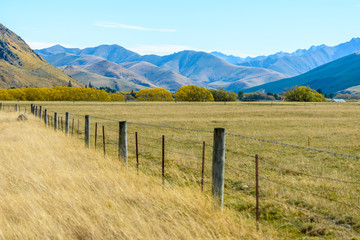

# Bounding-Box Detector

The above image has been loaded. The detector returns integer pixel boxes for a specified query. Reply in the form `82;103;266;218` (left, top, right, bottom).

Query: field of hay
2;101;360;239
0;111;270;239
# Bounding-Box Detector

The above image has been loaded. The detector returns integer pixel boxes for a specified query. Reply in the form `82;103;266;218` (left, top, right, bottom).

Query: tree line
0;85;331;102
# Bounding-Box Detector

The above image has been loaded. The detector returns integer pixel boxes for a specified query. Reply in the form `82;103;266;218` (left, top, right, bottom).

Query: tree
174;85;214;102
237;91;244;100
284;86;326;102
135;88;174;101
89;82;93;88
209;88;237;102
130;89;136;98
68;81;72;87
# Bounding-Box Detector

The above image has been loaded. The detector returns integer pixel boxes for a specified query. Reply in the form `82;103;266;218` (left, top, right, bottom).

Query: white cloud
95;21;176;32
128;44;199;56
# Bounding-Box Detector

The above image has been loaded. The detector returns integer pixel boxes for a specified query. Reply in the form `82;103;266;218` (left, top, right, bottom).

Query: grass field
0;112;269;239
3;101;360;239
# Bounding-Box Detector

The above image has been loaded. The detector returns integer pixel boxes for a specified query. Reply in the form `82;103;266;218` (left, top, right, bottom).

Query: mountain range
212;38;360;77
245;51;360;94
0;24;81;88
36;45;287;91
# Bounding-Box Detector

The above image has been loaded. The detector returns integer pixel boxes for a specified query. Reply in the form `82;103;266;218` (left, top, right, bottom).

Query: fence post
44;109;48;125
85;115;90;148
95;122;98;150
212;128;225;209
135;132;139;171
255;154;260;229
39;106;42;119
201;141;205;192
54;112;58;131
103;125;106;156
0;103;2;111
162;135;165;186
30;104;33;114
15;104;18;112
65;112;69;136
35;106;38;117
119;121;128;165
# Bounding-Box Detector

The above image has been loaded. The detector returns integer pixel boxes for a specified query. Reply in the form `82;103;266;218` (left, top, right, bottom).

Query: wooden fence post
54;112;58;131
85;115;90;148
0;103;2;111
162;135;165;186
95;122;98;150
255;154;260;229
39;106;42;119
119;121;128;165
212;128;225;209
201;141;206;192
135;132;139;171
44;109;48;125
65;112;69;136
15;104;18;112
35;106;38;117
103;125;106;156
30;104;33;114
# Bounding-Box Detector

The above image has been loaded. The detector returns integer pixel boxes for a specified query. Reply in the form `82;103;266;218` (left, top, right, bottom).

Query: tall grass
0;112;270;239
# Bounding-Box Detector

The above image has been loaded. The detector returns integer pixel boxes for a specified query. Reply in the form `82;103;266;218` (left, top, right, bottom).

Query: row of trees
0;85;329;102
0;87;126;101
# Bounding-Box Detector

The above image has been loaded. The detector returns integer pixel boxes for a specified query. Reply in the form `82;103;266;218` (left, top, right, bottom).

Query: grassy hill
245;52;360;93
0;24;82;88
0;112;265;239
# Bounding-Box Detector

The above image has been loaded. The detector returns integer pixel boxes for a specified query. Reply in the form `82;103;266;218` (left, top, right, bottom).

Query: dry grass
0;112;269;240
3;101;360;239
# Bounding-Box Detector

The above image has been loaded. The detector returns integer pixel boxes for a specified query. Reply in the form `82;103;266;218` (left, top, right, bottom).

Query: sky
2;0;360;57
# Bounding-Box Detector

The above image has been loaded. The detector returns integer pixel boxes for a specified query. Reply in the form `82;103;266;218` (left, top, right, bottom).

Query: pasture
3;101;360;239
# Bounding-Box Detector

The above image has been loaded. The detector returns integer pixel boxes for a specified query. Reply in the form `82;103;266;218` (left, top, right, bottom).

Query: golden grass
0;112;269;239
3;101;360;239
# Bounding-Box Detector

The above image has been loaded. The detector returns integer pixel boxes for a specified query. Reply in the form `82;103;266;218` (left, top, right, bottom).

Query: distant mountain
38;46;287;91
212;38;360;76
120;61;196;91
59;65;147;91
137;50;287;91
245;52;360;94
0;24;82;88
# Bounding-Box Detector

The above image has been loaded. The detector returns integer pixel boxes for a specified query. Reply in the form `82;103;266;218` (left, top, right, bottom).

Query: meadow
2;101;360;239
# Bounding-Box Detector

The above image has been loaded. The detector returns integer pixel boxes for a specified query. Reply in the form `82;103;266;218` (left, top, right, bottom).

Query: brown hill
0;23;82;88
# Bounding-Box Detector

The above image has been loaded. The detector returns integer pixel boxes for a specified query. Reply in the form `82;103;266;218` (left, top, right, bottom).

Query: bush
209;88;237;102
135;88;174;101
284;86;326;102
244;91;277;101
174;85;214;102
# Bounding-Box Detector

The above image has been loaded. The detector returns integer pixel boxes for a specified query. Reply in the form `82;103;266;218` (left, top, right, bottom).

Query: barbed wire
226;133;360;160
259;157;360;184
260;175;360;210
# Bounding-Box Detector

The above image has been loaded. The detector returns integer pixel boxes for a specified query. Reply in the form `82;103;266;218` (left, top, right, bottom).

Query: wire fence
5;102;360;239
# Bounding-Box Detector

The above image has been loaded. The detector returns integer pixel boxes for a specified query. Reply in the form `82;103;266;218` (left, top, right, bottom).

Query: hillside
59;65;147;91
0;24;82;88
244;52;360;93
139;50;288;91
213;38;360;76
0;112;264;239
121;61;196;91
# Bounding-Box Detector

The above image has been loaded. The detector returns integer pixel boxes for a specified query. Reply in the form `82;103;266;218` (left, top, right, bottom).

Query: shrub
135;88;174;101
209;88;237;102
174;85;214;102
284;86;326;102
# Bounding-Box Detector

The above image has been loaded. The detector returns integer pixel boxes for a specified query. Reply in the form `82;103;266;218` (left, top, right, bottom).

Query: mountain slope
79;60;157;88
245;52;360;93
0;24;82;88
59;65;147;91
213;38;360;76
139;50;288;91
121;61;196;91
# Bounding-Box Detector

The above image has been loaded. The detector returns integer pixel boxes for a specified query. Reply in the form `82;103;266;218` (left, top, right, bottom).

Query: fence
2;102;360;239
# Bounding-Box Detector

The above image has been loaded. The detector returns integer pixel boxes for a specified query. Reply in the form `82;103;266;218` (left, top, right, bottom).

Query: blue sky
2;0;360;56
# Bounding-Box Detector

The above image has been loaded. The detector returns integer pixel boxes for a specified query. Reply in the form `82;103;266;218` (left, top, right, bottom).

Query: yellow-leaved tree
135;88;174;101
174;85;214;102
284;86;326;102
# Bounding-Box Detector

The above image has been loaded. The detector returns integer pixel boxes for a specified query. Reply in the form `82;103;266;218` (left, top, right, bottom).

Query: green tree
237;91;244;100
174;85;214;102
284;86;326;102
209;88;237;102
68;81;72;87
